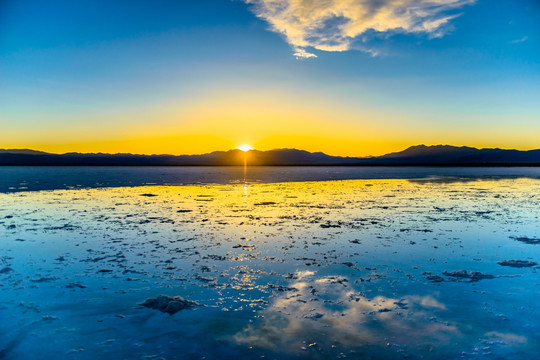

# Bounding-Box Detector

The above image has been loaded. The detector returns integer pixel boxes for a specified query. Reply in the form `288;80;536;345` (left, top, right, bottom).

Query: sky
1;0;539;156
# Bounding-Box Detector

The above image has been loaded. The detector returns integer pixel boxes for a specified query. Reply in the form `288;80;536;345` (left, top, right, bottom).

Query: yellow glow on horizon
3;87;539;157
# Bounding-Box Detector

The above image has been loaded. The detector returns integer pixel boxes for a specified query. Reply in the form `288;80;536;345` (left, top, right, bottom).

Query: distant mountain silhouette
380;145;482;160
0;149;50;155
0;145;539;166
377;145;540;165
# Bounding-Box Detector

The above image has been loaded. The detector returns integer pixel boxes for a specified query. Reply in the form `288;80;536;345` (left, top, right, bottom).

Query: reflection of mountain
1;145;539;165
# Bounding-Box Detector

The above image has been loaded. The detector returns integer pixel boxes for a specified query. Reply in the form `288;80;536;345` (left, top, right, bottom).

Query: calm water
1;168;539;359
1;166;540;192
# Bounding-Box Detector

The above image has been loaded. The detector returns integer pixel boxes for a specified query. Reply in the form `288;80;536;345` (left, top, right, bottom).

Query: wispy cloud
245;0;475;58
509;35;528;44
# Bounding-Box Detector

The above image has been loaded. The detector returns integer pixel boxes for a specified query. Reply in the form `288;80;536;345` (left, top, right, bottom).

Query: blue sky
1;0;539;155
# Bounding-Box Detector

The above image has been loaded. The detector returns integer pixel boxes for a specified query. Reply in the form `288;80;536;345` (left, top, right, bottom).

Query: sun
238;144;253;152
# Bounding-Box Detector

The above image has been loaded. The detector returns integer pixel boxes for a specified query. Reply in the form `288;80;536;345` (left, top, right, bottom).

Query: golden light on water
238;144;253;152
239;144;252;186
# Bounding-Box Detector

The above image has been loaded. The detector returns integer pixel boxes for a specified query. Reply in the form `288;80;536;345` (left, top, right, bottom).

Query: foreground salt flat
0;179;539;359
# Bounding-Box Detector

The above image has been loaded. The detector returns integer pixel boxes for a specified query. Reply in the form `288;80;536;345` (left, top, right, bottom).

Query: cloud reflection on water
235;271;458;357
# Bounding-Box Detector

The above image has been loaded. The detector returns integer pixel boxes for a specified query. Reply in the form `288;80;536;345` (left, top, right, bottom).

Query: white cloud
509;35;528;44
293;47;318;58
245;0;475;57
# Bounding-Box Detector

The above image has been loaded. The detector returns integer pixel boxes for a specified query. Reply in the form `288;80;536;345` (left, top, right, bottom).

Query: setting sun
238;144;253;152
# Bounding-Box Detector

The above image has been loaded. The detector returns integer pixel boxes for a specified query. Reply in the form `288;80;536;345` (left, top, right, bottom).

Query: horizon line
2;144;540;158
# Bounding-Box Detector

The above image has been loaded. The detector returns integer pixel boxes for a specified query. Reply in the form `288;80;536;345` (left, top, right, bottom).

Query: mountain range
1;145;539;166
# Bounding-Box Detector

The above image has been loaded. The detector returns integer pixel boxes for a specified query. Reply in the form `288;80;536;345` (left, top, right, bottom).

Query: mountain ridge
0;145;539;166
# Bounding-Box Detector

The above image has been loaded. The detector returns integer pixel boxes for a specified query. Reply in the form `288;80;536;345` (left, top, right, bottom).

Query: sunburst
238;144;253;152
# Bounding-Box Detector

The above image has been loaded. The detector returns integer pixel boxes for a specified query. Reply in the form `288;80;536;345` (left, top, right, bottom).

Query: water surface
1;177;539;359
1;165;540;192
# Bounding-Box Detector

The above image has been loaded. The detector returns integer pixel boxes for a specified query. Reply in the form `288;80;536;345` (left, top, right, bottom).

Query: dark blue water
1;166;539;192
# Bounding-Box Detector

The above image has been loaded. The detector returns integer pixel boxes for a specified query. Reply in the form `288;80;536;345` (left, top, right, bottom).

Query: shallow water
1;165;540;192
1;178;539;359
